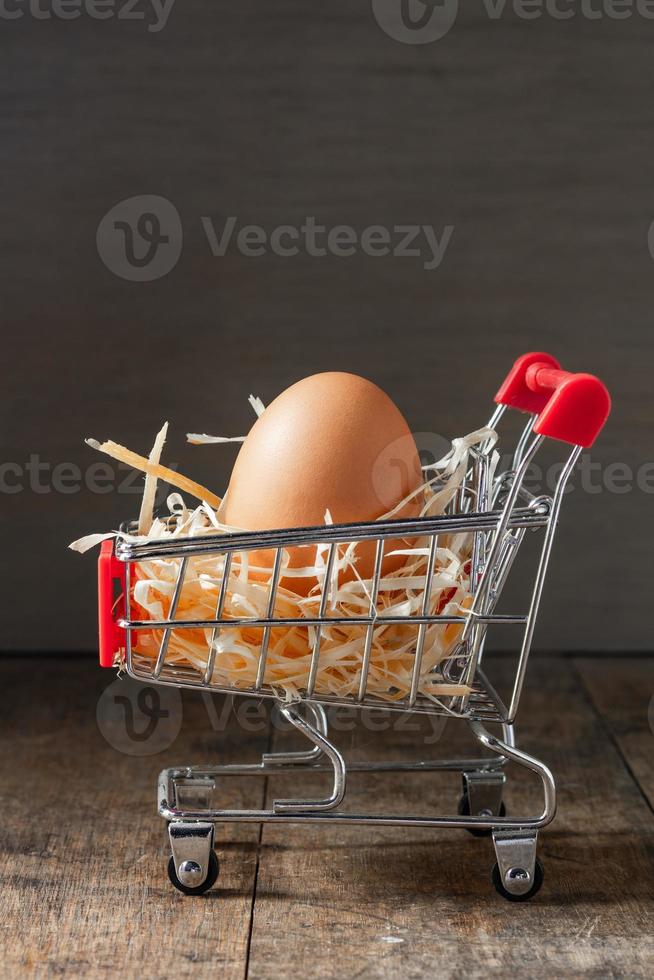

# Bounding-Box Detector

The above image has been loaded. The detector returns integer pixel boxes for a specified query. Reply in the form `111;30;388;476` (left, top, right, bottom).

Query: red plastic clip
98;540;127;667
495;352;611;447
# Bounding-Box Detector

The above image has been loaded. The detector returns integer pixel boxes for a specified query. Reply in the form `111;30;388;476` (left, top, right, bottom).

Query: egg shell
222;372;423;594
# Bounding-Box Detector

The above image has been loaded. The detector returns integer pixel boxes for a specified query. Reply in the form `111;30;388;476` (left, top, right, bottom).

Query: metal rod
124;560;133;673
116;507;549;562
124;613;528;631
513;416;536;471
469;719;556;825
408;533;439;706
470;451;490;589
485;403;506;436
306;543;337;697
158;807;552;831
153;557;188;679
507;446;582;720
271;705;346;812
357;539;384;701
161;756;508;778
203;552;232;685
255;549;283;690
463;436;544;641
452;436;544;713
262;703;328;765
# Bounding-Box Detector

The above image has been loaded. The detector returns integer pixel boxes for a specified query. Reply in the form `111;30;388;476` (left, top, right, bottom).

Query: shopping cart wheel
167;820;218;895
491;858;544;902
458;792;506;837
167;849;219;896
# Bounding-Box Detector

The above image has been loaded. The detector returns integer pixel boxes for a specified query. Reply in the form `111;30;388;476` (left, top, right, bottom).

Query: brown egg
223;372;423;594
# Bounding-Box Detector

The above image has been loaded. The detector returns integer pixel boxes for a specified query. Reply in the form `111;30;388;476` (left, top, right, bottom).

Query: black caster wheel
458;792;506;837
491;858;544;902
167;849;219;896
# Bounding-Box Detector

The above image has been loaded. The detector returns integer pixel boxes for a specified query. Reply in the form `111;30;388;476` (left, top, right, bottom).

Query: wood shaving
73;424;498;706
137;421;168;536
86;438;222;509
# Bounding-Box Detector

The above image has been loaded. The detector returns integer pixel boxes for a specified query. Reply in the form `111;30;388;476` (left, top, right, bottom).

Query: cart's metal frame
109;395;585;900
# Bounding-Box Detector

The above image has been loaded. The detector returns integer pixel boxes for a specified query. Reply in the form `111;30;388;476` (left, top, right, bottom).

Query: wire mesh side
118;416;581;720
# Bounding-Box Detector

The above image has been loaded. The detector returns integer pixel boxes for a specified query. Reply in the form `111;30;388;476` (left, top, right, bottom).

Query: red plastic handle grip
98;540;127;667
495;351;611;447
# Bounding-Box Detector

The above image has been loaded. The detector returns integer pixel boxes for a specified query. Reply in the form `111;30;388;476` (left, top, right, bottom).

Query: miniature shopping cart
98;352;610;901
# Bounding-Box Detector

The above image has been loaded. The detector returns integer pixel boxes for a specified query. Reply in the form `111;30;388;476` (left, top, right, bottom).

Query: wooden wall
1;3;652;651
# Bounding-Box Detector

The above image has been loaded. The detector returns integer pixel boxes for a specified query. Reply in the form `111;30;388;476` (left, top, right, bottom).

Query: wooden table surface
2;655;652;978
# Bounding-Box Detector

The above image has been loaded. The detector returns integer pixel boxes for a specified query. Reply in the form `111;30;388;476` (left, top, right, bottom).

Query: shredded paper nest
72;410;497;707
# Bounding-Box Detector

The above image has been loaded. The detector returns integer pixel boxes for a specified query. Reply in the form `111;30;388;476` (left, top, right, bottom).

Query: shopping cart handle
495;351;611;447
98;540;126;667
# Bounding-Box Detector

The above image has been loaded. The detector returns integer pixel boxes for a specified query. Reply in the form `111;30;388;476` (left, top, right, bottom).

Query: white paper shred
186;433;246;445
72;413;495;706
186;393;265;445
69;531;118;554
138;421;168;536
248;394;266;417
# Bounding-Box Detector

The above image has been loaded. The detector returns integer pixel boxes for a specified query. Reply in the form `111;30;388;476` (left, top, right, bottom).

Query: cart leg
491;829;544;901
262;703;328;766
459;770;506;836
467;718;556;827
271;705;346;812
167;821;219;896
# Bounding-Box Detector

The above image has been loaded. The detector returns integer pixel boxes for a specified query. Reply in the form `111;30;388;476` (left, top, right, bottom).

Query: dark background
1;2;651;652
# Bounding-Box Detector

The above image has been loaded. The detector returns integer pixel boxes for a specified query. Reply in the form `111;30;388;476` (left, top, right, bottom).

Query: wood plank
247;656;654;979
0;658;266;979
574;656;654;812
4;656;653;977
